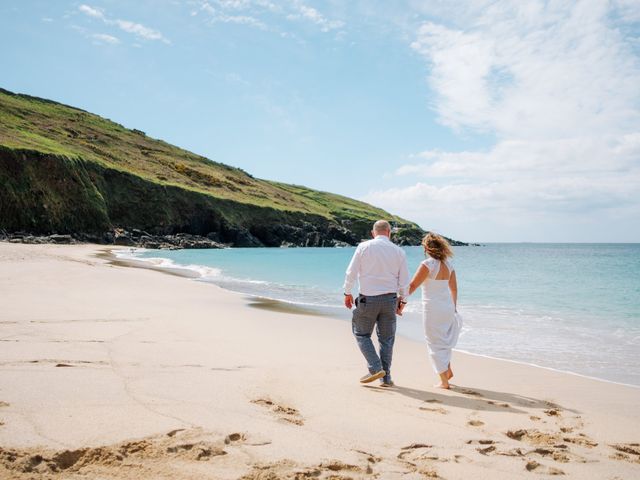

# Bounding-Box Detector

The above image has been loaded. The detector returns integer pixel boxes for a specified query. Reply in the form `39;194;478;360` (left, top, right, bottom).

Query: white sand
0;243;638;479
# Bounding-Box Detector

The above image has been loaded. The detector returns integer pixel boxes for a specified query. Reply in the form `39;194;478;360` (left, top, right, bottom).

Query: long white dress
421;257;462;374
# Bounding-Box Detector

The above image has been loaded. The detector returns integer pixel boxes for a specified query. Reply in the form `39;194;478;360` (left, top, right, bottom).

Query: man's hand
344;294;354;309
396;298;407;316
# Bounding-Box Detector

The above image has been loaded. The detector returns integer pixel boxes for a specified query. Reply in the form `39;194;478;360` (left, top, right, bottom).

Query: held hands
344;294;406;314
344;294;354;309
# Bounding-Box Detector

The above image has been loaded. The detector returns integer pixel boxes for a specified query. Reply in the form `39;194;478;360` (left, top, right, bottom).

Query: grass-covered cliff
0;87;434;247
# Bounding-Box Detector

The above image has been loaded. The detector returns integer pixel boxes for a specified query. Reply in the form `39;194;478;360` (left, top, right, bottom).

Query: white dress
421;257;462;374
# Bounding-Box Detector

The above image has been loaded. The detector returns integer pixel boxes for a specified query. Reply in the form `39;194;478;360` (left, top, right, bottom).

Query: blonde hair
422;232;453;261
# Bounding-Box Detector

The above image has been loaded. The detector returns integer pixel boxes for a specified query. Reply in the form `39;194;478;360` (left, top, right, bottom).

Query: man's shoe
360;370;386;384
380;381;395;388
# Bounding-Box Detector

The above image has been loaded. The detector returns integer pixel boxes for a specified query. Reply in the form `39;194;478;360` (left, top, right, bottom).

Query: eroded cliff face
0;148;111;234
0;147;373;247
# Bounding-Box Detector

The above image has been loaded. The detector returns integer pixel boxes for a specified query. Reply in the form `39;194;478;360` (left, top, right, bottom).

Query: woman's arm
408;264;429;296
449;270;458;311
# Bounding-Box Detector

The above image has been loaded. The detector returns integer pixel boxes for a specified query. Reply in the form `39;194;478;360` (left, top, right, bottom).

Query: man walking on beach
344;220;409;387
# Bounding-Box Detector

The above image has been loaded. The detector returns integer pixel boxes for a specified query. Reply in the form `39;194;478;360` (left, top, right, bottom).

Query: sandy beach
1;243;639;479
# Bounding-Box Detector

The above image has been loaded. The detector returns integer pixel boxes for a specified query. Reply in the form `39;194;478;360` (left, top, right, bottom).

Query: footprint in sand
397;444;442;475
320;460;364;473
497;448;526;457
0;401;9;408
477;445;496;455
397;443;433;461
251;398;304;426
525;460;565;475
563;433;598;448
506;429;558;446
544;408;562;417
466;439;495;445
487;400;511;408
402;443;433;450
609;443;640;464
224;433;246;445
453;454;472;464
467;420;485;427
419;406;449;415
396;451;442;477
505;428;597;465
166;442;226;461
0;429;229;475
353;449;382;464
459;388;483;397
466;439;496;455
242;458;394;479
528;446;590;464
558;415;584;434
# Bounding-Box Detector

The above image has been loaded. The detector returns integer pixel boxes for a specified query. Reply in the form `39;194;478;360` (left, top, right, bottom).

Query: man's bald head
372;220;391;237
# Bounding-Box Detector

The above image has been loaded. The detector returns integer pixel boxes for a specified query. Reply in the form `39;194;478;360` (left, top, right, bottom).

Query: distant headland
0;88;468;249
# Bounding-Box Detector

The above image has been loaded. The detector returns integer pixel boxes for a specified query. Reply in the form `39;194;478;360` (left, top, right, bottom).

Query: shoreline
1;242;639;479
108;246;640;390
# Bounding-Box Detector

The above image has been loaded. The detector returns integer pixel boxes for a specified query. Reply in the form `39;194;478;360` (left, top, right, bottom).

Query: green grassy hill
0;87;429;247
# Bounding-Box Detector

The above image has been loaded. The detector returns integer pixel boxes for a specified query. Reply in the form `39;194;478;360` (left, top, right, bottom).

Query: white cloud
225;15;266;28
385;138;640;213
613;0;640;24
114;19;170;43
91;33;120;45
196;0;344;34
199;1;266;29
76;5;170;44
79;4;104;19
288;1;344;32
364;0;640;241
215;0;252;8
410;3;640;138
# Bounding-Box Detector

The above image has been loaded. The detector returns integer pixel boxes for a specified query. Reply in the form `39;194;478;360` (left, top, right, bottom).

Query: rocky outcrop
393;227;468;247
0;228;357;249
0;230;224;249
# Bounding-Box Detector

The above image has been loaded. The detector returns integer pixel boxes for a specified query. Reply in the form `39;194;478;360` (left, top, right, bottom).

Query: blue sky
1;1;639;242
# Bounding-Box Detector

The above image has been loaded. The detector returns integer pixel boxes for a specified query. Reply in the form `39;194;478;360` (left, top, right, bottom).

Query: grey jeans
351;293;397;383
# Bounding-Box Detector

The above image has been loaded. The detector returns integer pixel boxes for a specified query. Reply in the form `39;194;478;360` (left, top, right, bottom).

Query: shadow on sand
364;383;579;415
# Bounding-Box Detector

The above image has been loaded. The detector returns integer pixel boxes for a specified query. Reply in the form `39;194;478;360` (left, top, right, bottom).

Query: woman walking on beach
408;233;461;389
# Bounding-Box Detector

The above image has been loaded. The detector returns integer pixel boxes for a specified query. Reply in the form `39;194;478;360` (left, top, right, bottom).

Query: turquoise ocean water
119;244;640;386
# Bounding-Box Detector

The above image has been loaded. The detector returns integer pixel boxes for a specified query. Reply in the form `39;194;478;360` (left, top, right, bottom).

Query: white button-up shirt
343;235;410;297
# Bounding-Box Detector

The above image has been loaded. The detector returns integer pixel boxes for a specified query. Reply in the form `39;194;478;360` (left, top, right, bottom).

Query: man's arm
343;246;362;309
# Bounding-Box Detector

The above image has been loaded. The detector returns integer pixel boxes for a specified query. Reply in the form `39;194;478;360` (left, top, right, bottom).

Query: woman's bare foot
435;382;450;389
447;364;454;380
436;372;450;389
